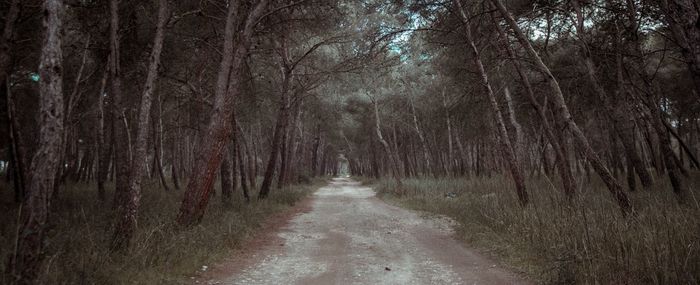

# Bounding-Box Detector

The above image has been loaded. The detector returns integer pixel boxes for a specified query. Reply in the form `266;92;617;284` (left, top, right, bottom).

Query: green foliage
373;174;700;284
0;180;323;284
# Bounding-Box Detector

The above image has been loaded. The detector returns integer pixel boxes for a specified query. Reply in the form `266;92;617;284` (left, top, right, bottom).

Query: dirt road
211;178;529;285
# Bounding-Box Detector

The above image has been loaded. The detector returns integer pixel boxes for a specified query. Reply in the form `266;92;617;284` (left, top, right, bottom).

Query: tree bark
6;1;65;283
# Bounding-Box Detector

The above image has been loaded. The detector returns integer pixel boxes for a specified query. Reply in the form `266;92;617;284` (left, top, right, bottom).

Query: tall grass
0;179;322;284
374;173;700;284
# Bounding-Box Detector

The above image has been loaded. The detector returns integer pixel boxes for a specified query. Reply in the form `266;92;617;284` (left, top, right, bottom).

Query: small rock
201;265;208;271
385;267;391;271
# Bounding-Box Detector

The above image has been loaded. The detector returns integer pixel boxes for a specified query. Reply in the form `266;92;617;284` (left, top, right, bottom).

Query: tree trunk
6;1;64;283
109;0;132;215
6;77;26;202
408;95;431;176
259;71;291;199
111;0;168;249
96;67;110;200
492;0;631;212
572;0;654;190
0;0;20;84
441;88;454;175
311;123;321;176
220;149;233;205
490;11;576;196
234;122;250;201
177;0;268;226
372;99;403;189
454;0;528;206
659;0;700;97
153;93;170;192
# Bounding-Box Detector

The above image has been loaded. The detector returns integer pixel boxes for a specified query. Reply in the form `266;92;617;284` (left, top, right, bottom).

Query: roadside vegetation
374;175;700;284
0;179;322;284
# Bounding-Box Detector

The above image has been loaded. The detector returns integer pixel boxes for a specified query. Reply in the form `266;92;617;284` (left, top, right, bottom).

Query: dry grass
0;178;323;285
373;173;700;284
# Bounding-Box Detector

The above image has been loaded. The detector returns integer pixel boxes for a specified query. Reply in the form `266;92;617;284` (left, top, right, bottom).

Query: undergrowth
373;173;700;284
0;178;323;285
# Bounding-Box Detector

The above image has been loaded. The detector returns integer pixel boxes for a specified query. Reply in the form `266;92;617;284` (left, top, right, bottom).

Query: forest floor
202;177;529;285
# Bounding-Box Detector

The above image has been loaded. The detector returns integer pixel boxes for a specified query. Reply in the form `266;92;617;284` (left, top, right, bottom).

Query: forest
0;0;699;284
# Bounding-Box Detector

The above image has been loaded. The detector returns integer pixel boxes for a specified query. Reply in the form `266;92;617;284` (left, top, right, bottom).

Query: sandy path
210;178;529;285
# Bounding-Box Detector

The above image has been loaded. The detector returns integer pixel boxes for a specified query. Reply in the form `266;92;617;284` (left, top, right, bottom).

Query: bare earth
207;178;529;285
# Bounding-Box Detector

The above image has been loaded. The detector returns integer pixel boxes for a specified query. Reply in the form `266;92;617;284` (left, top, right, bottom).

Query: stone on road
216;178;529;285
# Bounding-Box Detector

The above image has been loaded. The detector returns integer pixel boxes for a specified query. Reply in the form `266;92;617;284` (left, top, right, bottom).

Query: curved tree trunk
491;0;631;212
490;11;576;196
571;0;654;190
454;0;528;206
372;99;403;190
176;0;268;226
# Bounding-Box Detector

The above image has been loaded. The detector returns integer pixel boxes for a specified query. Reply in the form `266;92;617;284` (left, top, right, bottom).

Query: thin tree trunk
454;0;528;206
109;0;132;214
658;0;700;97
96;67;110;200
441;88;454;175
0;0;19;85
572;0;654;190
153;94;170;192
259;78;290;198
311;123;322;176
112;0;168;249
408;94;431;176
372;99;403;189
490;11;576;196
171;137;181;190
220;149;233;205
491;0;631;212
6;77;26;201
234;123;250;201
259;40;293;198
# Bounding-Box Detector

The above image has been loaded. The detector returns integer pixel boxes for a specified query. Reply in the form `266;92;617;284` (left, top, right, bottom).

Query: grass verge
0;178;325;284
373;174;700;284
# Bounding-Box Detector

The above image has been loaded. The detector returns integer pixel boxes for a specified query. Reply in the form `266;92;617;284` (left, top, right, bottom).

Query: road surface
209;178;529;285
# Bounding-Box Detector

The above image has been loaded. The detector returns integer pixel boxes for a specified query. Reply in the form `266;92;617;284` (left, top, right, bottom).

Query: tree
111;0;169;249
176;0;268;225
6;0;65;282
490;0;632;212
